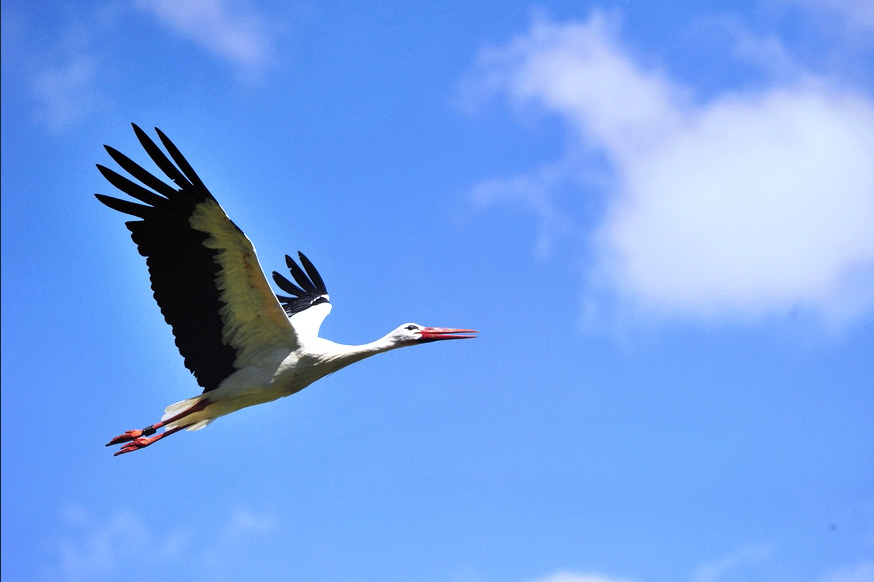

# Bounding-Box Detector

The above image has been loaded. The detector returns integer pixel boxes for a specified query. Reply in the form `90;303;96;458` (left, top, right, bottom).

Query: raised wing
272;252;332;340
95;124;299;393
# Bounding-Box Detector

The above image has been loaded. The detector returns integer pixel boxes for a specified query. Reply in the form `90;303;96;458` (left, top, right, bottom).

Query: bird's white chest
273;352;333;394
205;340;375;419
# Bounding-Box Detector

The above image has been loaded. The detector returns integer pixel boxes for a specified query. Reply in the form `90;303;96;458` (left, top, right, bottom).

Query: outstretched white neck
302;332;405;369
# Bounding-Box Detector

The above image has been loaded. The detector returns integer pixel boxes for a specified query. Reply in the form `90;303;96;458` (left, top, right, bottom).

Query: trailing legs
106;398;210;455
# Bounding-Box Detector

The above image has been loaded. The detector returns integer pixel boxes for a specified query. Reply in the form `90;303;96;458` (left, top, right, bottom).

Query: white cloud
609;87;874;320
136;0;277;80
469;12;874;327
474;13;683;157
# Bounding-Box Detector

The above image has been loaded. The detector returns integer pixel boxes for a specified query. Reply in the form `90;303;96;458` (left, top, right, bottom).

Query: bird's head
389;323;478;346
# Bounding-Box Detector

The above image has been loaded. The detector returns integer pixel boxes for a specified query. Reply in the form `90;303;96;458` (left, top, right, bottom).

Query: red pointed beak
419;327;479;342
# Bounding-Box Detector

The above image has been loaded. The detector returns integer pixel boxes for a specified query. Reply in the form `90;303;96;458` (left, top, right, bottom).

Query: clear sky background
2;1;873;581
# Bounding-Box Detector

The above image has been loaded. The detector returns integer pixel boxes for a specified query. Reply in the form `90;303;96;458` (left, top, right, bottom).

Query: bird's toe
106;429;145;446
113;436;154;456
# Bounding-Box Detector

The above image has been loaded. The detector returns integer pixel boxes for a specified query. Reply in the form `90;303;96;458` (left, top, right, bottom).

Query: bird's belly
204;352;332;417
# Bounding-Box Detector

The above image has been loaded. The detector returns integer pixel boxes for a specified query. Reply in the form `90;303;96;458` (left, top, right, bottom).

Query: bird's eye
406;325;419;331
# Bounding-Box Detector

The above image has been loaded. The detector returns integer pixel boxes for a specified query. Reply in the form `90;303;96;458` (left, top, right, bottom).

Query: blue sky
2;1;873;581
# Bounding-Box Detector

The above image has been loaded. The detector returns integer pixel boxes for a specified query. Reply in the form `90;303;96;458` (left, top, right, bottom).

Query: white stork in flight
96;124;477;456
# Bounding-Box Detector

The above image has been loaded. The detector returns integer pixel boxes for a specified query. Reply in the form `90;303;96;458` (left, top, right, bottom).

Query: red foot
108;424;185;456
114;435;158;456
106;429;146;446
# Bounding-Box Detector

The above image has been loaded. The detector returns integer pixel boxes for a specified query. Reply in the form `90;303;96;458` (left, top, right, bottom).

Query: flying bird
96;124;477;456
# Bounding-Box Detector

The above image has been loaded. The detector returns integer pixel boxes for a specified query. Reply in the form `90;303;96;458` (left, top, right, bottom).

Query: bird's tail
162;395;214;431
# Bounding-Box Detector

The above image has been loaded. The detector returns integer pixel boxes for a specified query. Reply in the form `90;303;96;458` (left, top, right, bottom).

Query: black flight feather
131;124;194;191
155;127;210;194
285;254;317;293
272;252;329;317
96;165;167;207
104;145;180;199
298;252;327;293
95;123;237;393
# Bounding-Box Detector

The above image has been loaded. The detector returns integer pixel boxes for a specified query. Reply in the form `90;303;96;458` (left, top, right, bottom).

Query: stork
96;124;477;456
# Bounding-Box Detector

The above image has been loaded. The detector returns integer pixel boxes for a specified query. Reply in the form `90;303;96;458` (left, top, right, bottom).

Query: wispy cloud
781;0;874;35
136;0;278;81
819;561;874;582
201;505;279;570
470;160;578;259
44;505;188;582
33;55;101;132
522;559;874;582
19;9;112;132
44;504;276;582
22;0;279;131
526;572;639;582
468;12;874;329
692;544;774;582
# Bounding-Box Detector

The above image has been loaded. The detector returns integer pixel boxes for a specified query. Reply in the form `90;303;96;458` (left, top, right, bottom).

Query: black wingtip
131;123;154;148
152;126;210;195
297;251;327;294
130;123;146;143
94;193;152;218
272;270;305;296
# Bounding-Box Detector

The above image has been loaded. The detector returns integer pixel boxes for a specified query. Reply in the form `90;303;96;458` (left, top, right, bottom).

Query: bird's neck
305;334;401;369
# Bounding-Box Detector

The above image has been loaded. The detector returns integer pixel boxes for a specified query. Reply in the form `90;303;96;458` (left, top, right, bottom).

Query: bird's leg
106;399;210;447
113;424;189;456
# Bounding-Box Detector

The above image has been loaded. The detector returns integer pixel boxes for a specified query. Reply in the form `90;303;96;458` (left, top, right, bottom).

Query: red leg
106;399;210;447
113;424;189;456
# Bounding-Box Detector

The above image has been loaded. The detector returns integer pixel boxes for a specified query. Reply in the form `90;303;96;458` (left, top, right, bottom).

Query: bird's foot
106;426;158;446
107;424;185;456
113;435;159;456
106;429;144;446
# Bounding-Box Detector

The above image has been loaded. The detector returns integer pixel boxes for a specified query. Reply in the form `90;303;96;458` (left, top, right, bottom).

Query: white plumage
97;124;477;456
